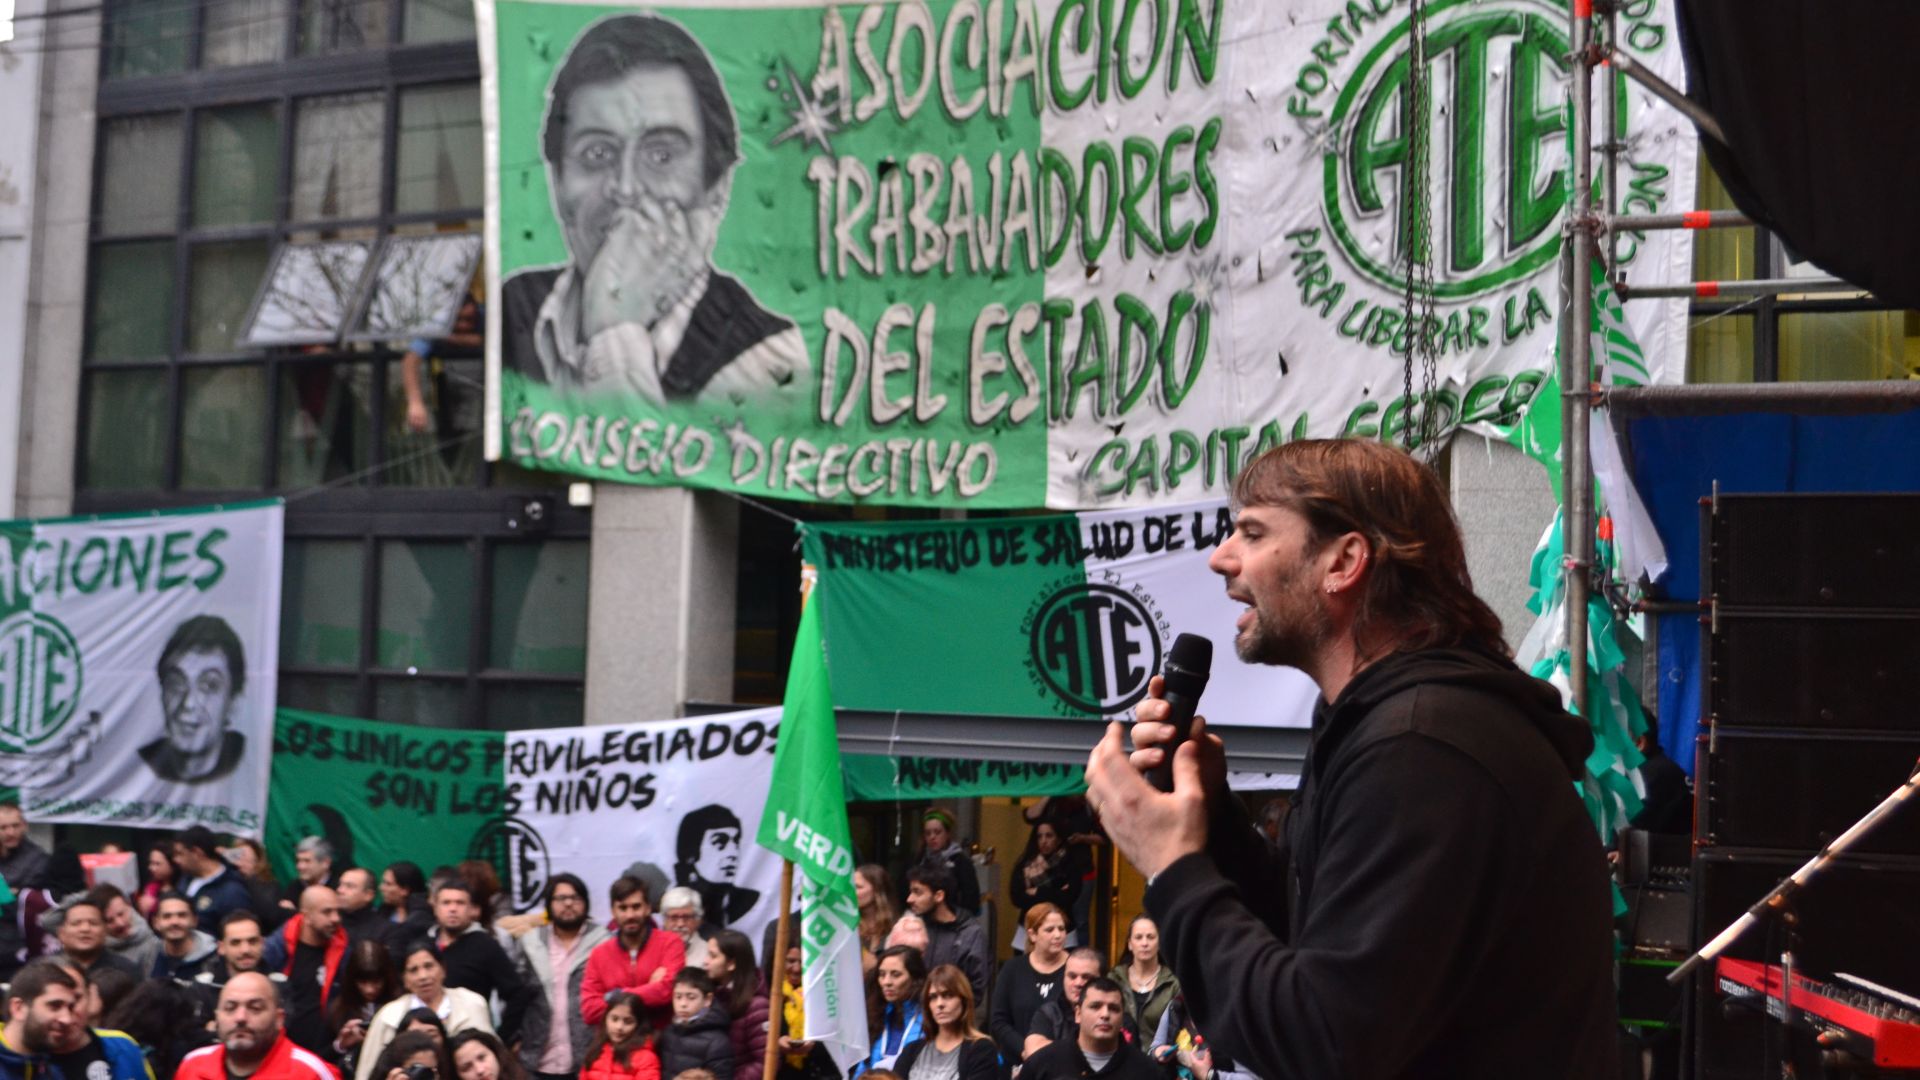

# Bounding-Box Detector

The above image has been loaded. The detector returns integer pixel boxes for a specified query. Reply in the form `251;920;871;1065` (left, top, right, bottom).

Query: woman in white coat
356;942;496;1080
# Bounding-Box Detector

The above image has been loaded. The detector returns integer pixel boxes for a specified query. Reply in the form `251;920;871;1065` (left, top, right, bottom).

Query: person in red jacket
176;973;340;1080
581;877;685;1028
580;993;660;1080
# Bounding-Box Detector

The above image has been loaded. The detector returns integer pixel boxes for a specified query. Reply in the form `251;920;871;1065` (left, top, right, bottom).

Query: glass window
1779;312;1919;382
203;0;290;68
282;539;364;668
103;0;192;79
194;105;282;227
1686;313;1753;384
82;369;169;490
347;233;481;341
87;242;175;361
376;540;473;671
279;674;363;716
180;365;267;489
485;683;584;729
1692;159;1754;284
385;357;482;487
298;0;390;55
395;85;482;214
98;116;182;237
292;93;386;223
373;677;469;727
281;362;374;486
242;240;376;346
490;540;589;673
401;0;472;43
188;240;272;354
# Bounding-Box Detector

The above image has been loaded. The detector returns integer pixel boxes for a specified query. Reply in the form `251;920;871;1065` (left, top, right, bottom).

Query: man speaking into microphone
1086;439;1617;1079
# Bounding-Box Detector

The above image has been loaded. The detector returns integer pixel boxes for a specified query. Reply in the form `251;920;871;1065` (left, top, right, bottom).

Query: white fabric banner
503;709;786;942
1;501;283;835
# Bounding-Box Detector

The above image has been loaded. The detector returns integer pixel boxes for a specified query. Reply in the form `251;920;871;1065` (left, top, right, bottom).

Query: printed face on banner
0;504;282;834
483;0;1692;509
503;709;783;940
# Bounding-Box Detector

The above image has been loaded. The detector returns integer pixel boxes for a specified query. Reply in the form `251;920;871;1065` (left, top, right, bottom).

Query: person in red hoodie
176;973;340;1080
581;877;685;1028
262;887;350;1058
580;993;660;1080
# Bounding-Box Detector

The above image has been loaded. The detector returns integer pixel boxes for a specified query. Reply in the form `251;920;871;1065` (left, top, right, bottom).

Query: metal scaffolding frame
1557;0;1880;717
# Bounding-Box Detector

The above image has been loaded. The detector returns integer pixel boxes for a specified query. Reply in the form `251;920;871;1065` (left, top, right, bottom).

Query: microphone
1145;633;1213;792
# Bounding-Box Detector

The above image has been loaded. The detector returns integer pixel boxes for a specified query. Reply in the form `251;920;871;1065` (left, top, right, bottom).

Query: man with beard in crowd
513;874;610;1080
1024;948;1118;1059
42;960;150;1080
192;912;276;1022
175;974;335;1080
152;893;219;981
261;887;347;1056
334;869;387;946
905;865;989;1011
1020;978;1159;1080
580;876;683;1028
432;878;527;1041
0;961;83;1080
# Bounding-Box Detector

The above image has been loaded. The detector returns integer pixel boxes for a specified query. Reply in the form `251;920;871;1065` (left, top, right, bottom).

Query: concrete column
12;0;99;519
1449;433;1557;645
583;485;739;724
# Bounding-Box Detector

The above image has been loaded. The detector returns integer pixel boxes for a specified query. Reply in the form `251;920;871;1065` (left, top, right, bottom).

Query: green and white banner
268;709;507;890
481;0;1693;509
0;502;283;835
805;498;1318;725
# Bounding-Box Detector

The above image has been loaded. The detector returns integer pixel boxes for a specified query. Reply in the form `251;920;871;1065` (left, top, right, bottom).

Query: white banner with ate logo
0;502;284;835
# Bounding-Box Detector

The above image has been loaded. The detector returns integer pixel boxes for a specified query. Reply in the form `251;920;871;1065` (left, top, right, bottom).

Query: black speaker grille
1709;494;1920;609
1710;612;1920;730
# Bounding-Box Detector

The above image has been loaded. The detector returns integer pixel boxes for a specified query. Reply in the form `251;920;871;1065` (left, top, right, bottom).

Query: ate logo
1325;0;1571;299
0;611;83;755
1024;579;1165;716
471;817;551;913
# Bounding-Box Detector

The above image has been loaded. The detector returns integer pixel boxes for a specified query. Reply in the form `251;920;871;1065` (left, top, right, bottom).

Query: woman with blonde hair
855;865;900;966
893;964;1004;1080
986;903;1068;1063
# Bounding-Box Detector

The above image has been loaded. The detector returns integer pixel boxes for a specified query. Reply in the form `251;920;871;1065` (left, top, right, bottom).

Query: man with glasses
512;874;610;1080
656;887;710;969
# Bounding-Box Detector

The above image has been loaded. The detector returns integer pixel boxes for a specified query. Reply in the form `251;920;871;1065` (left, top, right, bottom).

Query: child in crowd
584;993;661;1080
656;970;736;1080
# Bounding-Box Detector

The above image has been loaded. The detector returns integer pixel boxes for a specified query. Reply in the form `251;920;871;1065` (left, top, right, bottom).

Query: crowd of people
0;801;1243;1080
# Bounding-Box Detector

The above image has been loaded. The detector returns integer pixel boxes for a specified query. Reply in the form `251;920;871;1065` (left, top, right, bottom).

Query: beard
552;911;587;932
1235;569;1334;671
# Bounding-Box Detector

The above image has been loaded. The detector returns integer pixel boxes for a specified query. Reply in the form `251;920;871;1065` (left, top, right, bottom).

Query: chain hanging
1399;0;1441;458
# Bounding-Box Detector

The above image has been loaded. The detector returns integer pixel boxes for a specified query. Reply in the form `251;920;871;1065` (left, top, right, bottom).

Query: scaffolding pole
1617;276;1865;300
1562;0;1596;721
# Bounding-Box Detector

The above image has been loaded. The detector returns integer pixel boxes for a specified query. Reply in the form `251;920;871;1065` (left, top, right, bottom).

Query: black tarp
1676;1;1920;308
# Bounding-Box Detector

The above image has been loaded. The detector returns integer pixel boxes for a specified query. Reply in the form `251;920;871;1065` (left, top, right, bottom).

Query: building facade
4;0;1914;736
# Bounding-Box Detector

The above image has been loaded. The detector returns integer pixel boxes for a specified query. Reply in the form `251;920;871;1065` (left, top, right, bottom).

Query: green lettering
1120;136;1162;258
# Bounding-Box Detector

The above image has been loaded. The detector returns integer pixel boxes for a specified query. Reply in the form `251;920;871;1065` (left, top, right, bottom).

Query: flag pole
764;858;794;1080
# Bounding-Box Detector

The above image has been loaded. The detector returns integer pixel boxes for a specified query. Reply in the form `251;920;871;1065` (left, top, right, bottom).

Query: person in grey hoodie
92;884;163;977
905;864;991;1011
150;892;219;980
511;873;611;1080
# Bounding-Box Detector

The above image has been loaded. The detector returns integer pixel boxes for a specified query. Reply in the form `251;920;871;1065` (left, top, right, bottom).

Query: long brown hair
856;864;899;948
586;992;653;1069
1233;439;1507;658
921;964;990;1043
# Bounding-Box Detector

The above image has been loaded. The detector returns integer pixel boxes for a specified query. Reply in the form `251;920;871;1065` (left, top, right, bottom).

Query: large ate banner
0;502;283;834
504;709;785;938
267;710;507;889
482;0;1693;508
806;498;1319;725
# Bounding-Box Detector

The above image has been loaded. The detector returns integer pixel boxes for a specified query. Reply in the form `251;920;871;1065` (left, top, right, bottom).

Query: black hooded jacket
1144;647;1618;1080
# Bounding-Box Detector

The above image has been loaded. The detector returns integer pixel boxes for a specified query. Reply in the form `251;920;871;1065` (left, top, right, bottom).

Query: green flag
755;584;868;1073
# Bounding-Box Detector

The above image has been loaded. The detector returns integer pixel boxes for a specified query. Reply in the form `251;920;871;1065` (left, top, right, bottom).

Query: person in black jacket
1020;978;1158;1080
911;811;979;916
893;964;1005;1080
987;904;1066;1064
656;969;734;1080
1090;438;1612;1076
1086;439;1618;1080
172;827;256;937
430;878;529;1042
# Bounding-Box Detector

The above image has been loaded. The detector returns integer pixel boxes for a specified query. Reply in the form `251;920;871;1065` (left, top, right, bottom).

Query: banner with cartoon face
0;502;283;835
503;709;784;939
481;0;1693;508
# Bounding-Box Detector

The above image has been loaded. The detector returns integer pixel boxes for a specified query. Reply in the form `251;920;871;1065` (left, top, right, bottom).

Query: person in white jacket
356;942;495;1080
